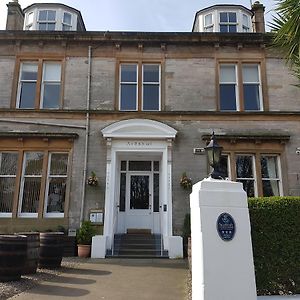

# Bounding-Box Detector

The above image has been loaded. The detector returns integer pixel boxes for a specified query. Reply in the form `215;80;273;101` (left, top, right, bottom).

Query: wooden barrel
0;235;27;282
39;232;64;268
16;232;40;274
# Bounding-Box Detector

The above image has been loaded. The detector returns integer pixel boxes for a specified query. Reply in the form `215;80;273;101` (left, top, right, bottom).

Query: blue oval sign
217;213;236;241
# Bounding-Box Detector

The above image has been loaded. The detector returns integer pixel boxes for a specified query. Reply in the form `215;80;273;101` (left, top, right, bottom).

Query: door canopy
101;119;177;140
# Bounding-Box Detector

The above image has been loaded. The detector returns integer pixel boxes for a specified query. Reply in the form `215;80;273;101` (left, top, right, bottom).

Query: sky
0;0;276;32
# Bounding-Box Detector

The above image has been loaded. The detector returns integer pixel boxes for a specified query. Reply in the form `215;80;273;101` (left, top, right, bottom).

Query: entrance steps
106;233;169;258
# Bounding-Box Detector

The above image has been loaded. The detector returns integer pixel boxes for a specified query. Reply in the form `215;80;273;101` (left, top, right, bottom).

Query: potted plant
180;172;193;190
87;171;98;186
76;221;96;258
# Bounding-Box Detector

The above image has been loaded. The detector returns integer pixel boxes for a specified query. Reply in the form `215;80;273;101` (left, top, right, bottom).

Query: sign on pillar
190;178;257;300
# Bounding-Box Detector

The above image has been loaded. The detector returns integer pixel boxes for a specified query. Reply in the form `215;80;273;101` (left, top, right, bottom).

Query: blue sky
0;0;275;31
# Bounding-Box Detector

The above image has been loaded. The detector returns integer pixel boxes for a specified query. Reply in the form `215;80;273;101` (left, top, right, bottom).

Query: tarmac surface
9;258;300;300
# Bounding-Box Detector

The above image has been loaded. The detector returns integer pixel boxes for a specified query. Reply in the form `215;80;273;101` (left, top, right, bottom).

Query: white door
125;172;153;231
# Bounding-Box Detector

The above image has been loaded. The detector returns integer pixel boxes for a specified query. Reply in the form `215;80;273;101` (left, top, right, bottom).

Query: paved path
12;258;188;300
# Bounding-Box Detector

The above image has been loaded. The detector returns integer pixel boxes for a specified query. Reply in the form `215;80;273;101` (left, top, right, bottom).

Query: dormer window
38;10;56;31
62;12;72;31
219;12;237;32
26;12;34;30
242;14;250;32
204;14;213;32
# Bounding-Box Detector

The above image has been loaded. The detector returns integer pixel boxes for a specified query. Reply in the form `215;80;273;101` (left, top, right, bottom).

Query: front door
125;173;153;231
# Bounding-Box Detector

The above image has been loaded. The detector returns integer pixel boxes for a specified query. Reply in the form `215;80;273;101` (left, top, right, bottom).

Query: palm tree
270;0;300;83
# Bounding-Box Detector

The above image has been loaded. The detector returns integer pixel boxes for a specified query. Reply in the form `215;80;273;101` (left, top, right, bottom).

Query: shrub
76;221;96;245
248;196;300;295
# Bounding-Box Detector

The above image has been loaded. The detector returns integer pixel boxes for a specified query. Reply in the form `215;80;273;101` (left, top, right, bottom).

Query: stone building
0;1;299;257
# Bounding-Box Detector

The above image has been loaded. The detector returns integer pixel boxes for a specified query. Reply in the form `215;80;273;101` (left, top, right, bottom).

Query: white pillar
190;178;256;300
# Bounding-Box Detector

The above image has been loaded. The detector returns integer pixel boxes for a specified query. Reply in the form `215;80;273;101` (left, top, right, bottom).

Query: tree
270;0;300;83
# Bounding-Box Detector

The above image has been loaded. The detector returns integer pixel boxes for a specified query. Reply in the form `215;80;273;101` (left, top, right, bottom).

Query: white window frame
242;63;263;111
62;12;72;31
40;62;62;109
38;10;57;31
0;152;18;218
219;11;238;32
44;152;68;218
119;64;138;111
26;12;34;30
18;152;44;218
204;13;214;32
219;64;239;111
261;154;283;196
16;62;38;109
242;14;250;32
236;154;258;197
142;64;161;111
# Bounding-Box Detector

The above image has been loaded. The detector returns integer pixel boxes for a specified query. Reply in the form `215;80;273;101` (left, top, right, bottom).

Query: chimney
6;0;24;30
251;1;265;33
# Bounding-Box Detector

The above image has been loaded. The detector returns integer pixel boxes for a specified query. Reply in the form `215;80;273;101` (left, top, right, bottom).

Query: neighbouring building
0;1;299;257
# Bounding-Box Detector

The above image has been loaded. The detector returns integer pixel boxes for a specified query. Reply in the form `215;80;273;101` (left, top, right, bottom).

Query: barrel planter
0;235;27;282
39;232;64;269
16;232;40;274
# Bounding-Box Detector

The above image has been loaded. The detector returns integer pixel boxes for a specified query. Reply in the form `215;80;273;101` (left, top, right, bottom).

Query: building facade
0;1;299;255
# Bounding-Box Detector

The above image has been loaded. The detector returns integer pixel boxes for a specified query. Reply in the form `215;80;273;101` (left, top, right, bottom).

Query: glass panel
0;178;15;213
39;23;47;30
153;173;159;212
120;84;137;110
19;82;36;108
39;10;47;21
220;65;236;83
220;12;228;22
43;63;61;81
24;152;44;175
243;14;249;27
143;85;159;110
119;173;126;212
205;14;212;25
220;84;236;110
219;155;228;178
229;25;237;32
243;65;259;82
50;153;68;175
42;83;61;108
62;24;71;31
21;177;41;213
47;23;55;31
220;25;228;32
21;64;38;80
46;178;66;213
205;26;213;32
130;175;149;209
236;155;253;178
229;12;237;22
27;12;34;24
63;12;72;25
129;161;151;171
237;179;255;197
0;153;18;175
47;11;56;21
262;180;280;196
154;161;159;172
261;156;278;178
121;161;127;171
244;84;260;110
121;65;137;82
143;65;159;82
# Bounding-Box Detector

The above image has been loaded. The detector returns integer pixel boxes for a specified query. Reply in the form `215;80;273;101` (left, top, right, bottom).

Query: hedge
184;196;300;295
248;196;300;295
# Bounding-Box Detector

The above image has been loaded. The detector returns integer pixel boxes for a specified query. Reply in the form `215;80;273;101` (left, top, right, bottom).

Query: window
17;60;62;109
38;10;56;31
219;12;237;32
219;63;263;111
218;152;282;197
204;14;213;32
0;153;18;216
44;153;69;216
242;14;250;32
26;12;34;30
62;12;72;31
119;63;161;111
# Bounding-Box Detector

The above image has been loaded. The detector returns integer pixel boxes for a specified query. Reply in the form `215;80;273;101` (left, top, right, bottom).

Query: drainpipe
79;45;92;224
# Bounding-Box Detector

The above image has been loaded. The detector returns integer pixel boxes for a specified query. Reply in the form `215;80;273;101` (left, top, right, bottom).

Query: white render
91;235;107;258
101;119;181;255
166;236;183;259
190;178;256;300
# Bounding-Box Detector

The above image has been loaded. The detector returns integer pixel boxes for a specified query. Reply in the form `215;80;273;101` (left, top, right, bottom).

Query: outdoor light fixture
205;132;224;179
